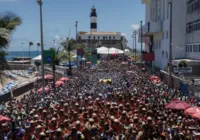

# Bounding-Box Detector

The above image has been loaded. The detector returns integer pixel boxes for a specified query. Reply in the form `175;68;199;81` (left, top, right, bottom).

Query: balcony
142;0;150;4
139;21;162;37
142;52;154;61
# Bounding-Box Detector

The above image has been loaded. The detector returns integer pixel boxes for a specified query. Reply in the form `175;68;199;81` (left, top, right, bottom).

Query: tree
37;42;40;56
0;12;22;85
49;47;69;88
29;42;34;58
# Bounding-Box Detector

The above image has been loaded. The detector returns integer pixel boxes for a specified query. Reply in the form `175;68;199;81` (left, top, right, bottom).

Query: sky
0;0;145;51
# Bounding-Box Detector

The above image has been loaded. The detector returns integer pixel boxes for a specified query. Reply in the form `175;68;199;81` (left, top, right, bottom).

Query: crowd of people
0;59;200;140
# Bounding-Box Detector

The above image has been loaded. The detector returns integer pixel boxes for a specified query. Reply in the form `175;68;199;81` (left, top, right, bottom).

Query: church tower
90;6;97;32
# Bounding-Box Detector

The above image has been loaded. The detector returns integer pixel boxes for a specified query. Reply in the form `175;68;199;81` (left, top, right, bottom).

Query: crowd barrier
0;81;35;104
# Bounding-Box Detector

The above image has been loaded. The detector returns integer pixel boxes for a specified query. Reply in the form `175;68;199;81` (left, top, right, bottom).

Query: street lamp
36;0;45;94
75;21;78;41
21;42;25;66
169;0;173;88
140;21;143;64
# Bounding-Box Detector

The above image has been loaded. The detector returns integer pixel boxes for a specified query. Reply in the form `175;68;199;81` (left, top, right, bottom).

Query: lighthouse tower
90;6;97;32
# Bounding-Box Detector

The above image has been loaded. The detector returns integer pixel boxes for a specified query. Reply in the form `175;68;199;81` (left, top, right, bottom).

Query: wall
172;0;187;59
0;81;34;103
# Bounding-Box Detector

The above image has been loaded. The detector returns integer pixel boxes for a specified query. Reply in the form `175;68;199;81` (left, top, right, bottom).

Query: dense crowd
0;59;200;140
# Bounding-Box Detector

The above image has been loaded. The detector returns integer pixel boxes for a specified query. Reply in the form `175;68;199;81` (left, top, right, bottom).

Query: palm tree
37;42;40;56
0;12;22;85
29;42;34;58
49;47;68;88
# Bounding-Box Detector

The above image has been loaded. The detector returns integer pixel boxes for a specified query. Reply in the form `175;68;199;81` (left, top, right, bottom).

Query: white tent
31;55;41;64
109;47;124;54
32;55;41;60
97;46;109;54
97;47;124;54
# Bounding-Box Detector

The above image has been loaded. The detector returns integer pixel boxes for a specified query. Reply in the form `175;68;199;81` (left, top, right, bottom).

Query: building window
103;36;105;40
88;36;90;39
93;36;95;39
166;31;168;39
98;36;100;39
113;37;115;39
162;51;164;57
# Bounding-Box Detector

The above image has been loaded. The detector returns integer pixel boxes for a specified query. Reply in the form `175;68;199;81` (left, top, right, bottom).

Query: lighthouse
90;6;97;32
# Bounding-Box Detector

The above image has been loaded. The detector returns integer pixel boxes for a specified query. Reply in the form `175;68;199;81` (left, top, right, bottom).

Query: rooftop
78;32;121;36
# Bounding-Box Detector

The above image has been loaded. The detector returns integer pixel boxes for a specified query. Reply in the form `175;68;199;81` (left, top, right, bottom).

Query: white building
186;0;200;59
140;0;187;70
78;6;127;50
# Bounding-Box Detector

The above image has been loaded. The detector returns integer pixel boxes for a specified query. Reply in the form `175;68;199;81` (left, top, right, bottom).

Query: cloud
121;33;126;37
131;24;140;30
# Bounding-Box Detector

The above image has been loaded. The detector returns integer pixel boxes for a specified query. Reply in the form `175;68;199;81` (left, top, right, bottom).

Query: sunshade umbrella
165;99;191;110
192;113;200;120
45;74;53;80
149;76;160;81
59;77;69;81
37;87;50;93
184;106;200;115
0;115;11;123
55;81;65;86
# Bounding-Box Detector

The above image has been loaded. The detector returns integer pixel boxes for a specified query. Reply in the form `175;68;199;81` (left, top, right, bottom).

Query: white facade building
140;0;187;70
186;0;200;59
78;6;127;50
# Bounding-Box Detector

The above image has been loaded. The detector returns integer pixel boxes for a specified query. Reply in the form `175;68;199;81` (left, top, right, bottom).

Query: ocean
6;51;41;61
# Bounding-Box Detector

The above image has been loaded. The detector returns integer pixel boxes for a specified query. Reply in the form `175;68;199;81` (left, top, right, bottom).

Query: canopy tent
97;46;109;54
109;47;124;54
32;55;41;60
97;47;124;55
31;55;41;64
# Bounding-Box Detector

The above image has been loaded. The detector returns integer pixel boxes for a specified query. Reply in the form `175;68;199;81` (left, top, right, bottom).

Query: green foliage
29;41;34;47
0;12;22;84
49;47;70;65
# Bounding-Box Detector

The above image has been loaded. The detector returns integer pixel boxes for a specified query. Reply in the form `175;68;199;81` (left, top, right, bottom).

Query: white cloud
121;33;126;37
131;24;140;30
55;35;62;40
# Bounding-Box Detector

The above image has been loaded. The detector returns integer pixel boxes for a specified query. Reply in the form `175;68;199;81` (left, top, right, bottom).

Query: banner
43;50;54;64
91;49;97;64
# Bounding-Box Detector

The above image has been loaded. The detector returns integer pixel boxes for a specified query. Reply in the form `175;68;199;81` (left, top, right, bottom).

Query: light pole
169;0;173;88
21;42;24;66
140;21;143;64
75;21;78;41
21;42;24;57
36;0;45;94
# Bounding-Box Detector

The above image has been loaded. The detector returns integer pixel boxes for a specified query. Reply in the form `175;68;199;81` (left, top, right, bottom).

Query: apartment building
140;0;186;70
186;0;200;59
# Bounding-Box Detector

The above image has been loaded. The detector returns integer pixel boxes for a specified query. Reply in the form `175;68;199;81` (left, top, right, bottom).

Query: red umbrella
0;115;11;123
149;76;160;81
165;99;191;110
55;81;64;86
37;87;50;93
184;106;200;115
60;77;69;81
192;113;200;120
45;74;53;80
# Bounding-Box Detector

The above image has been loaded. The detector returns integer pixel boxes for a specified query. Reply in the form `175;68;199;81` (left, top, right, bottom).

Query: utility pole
169;0;173;88
140;21;143;64
134;31;137;62
75;21;78;41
